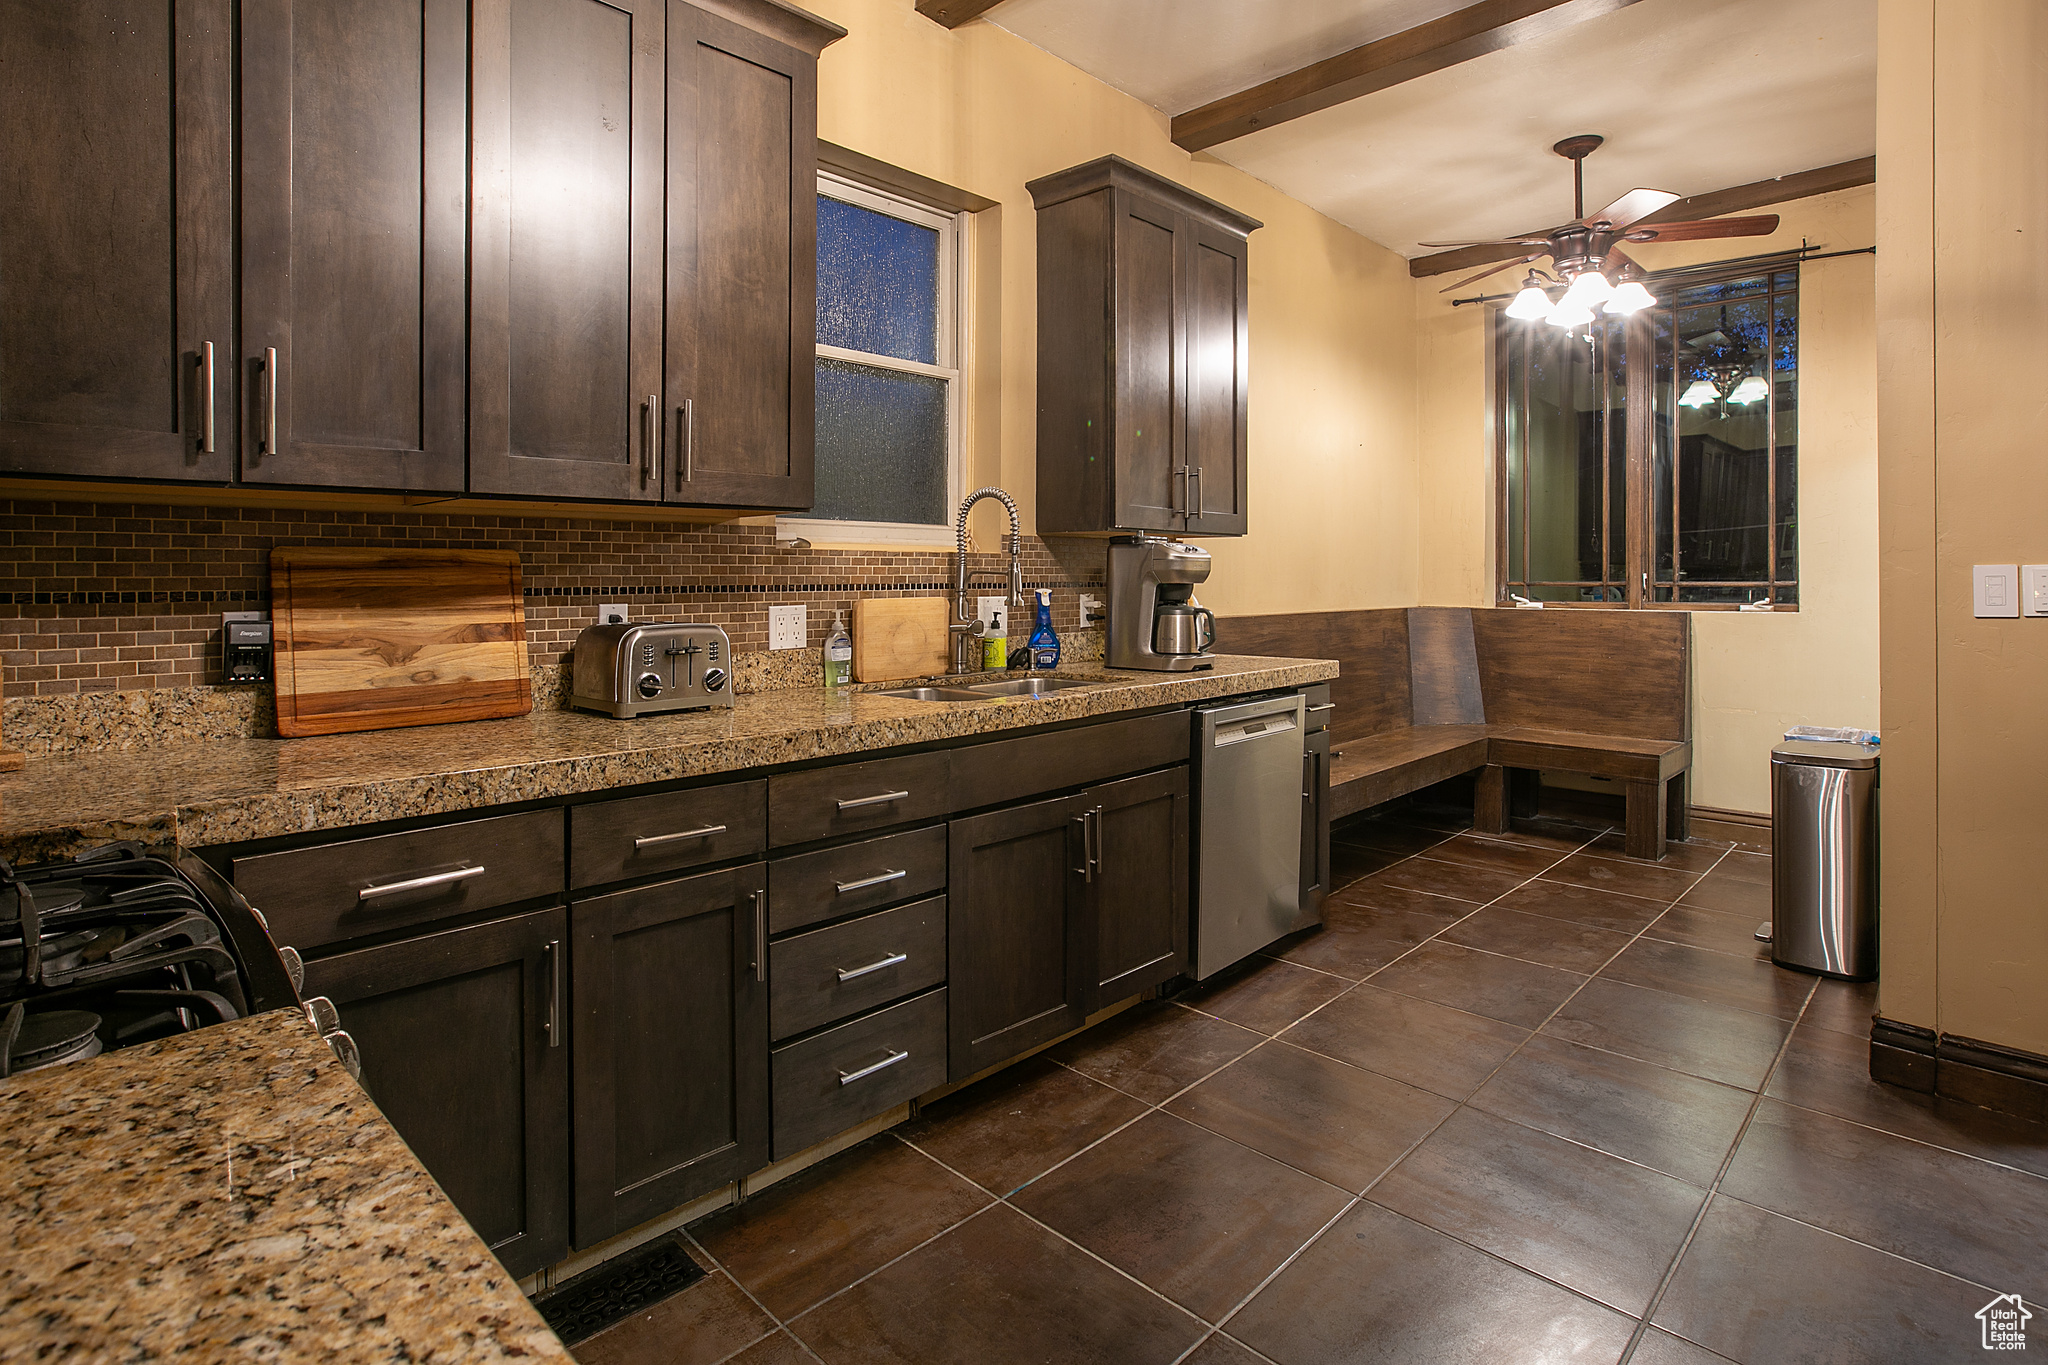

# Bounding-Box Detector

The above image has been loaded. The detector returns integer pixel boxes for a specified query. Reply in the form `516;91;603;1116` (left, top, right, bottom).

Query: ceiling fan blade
1581;187;1680;231
1625;214;1781;243
1439;254;1540;294
1602;243;1641;276
1416;237;1552;249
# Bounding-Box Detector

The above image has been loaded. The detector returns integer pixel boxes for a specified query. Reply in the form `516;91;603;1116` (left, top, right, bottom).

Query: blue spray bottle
1027;588;1060;669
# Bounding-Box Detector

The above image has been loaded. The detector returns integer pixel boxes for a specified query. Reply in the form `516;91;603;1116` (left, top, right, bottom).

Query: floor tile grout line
1612;971;1817;1364
748;1192;1008;1338
679;1226;831;1365
1760;1090;2048;1183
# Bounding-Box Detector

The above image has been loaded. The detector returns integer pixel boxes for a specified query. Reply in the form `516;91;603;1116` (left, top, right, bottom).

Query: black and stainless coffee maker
1108;535;1216;671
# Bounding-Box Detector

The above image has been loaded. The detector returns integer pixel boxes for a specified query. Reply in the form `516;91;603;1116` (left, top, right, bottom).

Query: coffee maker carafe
1108;535;1216;671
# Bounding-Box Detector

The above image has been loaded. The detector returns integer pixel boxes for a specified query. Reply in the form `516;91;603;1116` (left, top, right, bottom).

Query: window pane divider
817;342;959;383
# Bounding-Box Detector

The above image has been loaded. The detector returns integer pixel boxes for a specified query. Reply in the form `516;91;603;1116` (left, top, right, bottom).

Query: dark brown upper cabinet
662;0;837;510
238;0;469;492
1029;157;1257;537
0;1;235;483
469;0;666;501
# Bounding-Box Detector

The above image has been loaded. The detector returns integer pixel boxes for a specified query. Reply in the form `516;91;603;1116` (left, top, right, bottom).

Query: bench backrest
1217;606;1689;740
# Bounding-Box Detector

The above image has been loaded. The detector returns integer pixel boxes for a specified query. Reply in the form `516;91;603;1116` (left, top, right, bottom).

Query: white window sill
776;517;956;549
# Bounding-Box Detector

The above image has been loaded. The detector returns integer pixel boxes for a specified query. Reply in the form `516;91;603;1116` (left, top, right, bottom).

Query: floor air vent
535;1232;709;1345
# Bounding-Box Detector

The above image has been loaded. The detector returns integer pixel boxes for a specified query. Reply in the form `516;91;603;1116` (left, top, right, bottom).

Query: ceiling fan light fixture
1560;270;1613;308
1730;375;1770;405
1506;284;1554;320
1678;379;1719;408
1547;300;1596;328
1604;280;1656;315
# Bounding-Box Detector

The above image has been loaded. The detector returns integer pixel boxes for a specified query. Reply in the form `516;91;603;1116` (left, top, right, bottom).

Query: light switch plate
1974;565;2020;619
598;603;628;626
2024;565;2048;618
769;603;807;651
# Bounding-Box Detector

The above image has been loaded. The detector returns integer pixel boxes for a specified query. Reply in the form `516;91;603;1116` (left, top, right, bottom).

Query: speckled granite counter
0;656;1334;860
0;1007;569;1362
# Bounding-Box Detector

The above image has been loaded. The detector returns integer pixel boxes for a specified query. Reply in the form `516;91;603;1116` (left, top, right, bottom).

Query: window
780;173;964;545
1497;264;1799;608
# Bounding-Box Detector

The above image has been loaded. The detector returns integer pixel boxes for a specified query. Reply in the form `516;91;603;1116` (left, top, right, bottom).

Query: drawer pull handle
835;868;907;895
838;1049;909;1086
1307;704;1335;719
836;952;908;982
357;864;485;901
836;790;910;811
544;939;562;1049
634;823;728;849
751;889;767;983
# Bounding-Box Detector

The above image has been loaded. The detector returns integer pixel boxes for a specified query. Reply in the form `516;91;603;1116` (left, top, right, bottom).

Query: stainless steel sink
872;686;993;702
961;677;1098;697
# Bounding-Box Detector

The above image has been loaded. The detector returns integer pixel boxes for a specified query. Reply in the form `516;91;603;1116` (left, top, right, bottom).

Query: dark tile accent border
1869;1019;2048;1123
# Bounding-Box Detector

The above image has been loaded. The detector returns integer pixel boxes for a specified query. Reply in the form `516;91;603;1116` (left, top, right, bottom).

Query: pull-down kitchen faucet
950;487;1024;675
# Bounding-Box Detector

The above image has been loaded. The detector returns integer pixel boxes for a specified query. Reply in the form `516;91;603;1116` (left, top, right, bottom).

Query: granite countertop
0;656;1335;859
0;1008;569;1362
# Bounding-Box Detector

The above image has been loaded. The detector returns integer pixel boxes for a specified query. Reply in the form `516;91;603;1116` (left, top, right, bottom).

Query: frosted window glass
811;358;948;524
817;196;939;364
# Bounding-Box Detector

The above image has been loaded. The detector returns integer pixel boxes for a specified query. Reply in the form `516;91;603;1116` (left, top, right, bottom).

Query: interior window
782;174;964;545
1498;264;1799;609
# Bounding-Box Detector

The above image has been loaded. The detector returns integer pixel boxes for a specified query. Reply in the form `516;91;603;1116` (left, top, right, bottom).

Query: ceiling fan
1422;135;1781;325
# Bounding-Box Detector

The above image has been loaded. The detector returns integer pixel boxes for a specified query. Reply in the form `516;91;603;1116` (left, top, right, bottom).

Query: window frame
777;171;968;548
1492;259;1800;612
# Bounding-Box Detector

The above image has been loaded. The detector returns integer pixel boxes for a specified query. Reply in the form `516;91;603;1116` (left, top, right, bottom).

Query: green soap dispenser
1027;589;1060;669
823;609;852;687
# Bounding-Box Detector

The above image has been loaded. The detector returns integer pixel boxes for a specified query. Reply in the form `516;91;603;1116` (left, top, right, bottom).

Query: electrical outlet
598;603;629;626
769;603;807;651
1079;593;1105;625
976;596;1007;635
2024;565;2048;618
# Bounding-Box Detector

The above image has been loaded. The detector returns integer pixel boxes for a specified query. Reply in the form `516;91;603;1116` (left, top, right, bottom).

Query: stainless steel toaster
569;623;735;718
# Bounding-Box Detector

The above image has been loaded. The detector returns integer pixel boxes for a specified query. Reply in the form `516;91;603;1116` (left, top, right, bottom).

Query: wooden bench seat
1222;606;1693;860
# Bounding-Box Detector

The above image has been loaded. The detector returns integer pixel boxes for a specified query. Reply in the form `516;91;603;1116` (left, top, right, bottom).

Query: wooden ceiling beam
1170;0;1645;154
1407;155;1878;278
914;0;1005;28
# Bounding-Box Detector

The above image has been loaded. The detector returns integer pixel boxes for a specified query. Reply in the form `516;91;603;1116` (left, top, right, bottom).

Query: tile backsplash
0;497;1110;747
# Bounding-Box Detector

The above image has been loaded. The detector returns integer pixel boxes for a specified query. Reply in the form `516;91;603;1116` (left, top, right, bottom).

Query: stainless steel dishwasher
1191;693;1312;980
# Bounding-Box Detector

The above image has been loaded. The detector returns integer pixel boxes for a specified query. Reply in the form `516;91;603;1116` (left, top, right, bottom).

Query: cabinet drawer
772;988;946;1158
768;751;950;846
767;825;947;935
231;810;565;950
947;710;1189;812
570;780;765;888
771;896;945;1040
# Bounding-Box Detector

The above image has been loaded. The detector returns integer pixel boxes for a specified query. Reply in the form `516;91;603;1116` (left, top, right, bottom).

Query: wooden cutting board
271;548;531;738
852;597;953;682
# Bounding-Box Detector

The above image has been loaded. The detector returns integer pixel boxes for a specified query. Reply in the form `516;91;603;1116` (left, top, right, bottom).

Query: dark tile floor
571;808;2048;1365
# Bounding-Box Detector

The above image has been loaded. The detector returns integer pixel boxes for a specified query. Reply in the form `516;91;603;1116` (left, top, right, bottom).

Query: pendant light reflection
1729;374;1769;405
1678;379;1719;408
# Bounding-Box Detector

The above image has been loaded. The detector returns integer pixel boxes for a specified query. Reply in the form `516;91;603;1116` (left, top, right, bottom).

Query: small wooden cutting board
852;597;953;682
271;548;531;738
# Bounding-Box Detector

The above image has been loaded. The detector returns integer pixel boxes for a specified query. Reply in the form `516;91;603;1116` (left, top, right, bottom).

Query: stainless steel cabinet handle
356;864;485;901
198;342;216;453
641;394;658;486
1088;807;1103;878
834;868;907;895
836;790;910;811
1172;464;1188;514
751;889;767;983
543;939;562;1048
1072;813;1092;882
634;823;727;849
1307;704;1335;721
836;952;907;982
677;399;694;487
260;346;279;455
838;1049;909;1086
1189;465;1204;517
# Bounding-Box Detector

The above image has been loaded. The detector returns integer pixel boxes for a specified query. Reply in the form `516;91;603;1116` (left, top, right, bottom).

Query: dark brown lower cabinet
301;907;570;1278
1302;728;1331;912
947;792;1091;1079
570;863;769;1248
1089;767;1190;1003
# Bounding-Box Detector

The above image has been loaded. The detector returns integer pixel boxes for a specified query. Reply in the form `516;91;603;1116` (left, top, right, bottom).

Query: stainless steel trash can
1769;740;1879;980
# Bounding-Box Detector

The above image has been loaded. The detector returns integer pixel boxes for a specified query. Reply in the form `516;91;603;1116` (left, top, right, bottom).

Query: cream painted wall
1412;188;1879;815
804;0;1420;615
1877;0;2048;1055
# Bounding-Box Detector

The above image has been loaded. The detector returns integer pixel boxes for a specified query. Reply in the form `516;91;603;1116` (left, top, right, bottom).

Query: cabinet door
1109;190;1184;533
1182;221;1249;536
1301;729;1331;915
301;907;570;1279
1087;766;1189;1007
469;0;665;500
239;0;467;491
571;862;768;1247
947;793;1089;1079
664;2;815;510
0;1;233;482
